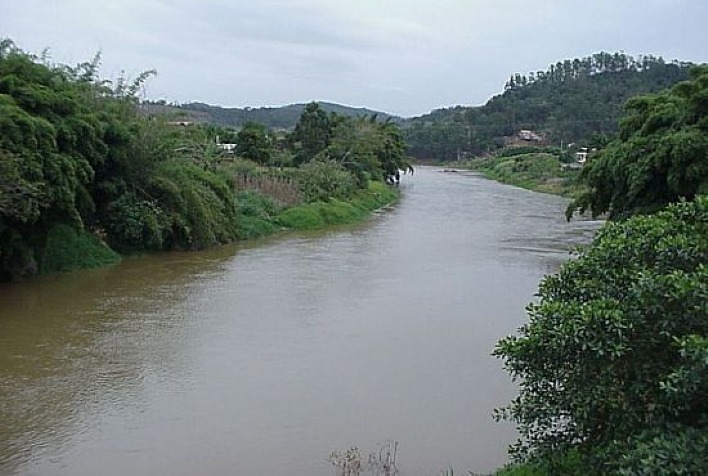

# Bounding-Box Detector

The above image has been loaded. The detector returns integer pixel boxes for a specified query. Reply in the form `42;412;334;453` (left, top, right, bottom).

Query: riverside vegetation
0;40;410;281
493;66;708;475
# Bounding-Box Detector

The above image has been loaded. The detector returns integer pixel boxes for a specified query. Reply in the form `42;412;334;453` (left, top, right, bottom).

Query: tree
568;66;708;219
494;198;708;474
236;122;272;164
317;115;412;184
0;40;241;277
292;102;331;164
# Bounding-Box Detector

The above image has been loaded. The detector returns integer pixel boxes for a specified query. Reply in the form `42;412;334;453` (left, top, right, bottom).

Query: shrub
149;160;239;249
296;160;357;202
494;197;708;473
277;204;325;230
234;190;280;239
40;224;120;273
104;193;169;251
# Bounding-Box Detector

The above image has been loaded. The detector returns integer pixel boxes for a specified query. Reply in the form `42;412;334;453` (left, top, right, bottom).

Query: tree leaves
494;198;708;472
569;66;708;219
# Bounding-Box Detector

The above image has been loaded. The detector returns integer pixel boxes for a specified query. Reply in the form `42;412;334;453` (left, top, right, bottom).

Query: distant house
166;121;194;127
576;148;588;164
218;143;237;154
518;130;542;141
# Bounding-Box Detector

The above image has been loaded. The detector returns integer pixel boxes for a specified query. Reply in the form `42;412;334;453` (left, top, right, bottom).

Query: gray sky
2;0;707;117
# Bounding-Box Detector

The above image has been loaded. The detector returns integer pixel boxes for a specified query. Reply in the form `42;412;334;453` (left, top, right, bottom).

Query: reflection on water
0;168;600;475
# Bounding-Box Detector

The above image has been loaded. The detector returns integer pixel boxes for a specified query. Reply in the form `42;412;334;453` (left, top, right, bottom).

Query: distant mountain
140;101;399;129
403;52;695;161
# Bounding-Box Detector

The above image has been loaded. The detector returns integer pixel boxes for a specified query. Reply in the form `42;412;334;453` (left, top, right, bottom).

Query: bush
149;161;239;250
494;197;708;473
40;224;120;274
496;450;582;475
296;160;357;202
276;204;326;230
234;190;280;239
615;422;708;476
104;193;169;251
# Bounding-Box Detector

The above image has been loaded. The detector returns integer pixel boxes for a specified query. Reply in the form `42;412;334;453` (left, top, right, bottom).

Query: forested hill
141;101;400;129
404;52;694;161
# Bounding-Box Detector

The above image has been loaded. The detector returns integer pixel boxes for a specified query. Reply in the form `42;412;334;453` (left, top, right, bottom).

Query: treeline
0;40;410;281
140;100;399;130
404;52;692;160
495;66;708;475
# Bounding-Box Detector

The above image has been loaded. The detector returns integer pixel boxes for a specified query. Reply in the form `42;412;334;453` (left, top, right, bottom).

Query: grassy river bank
460;147;583;198
41;179;399;276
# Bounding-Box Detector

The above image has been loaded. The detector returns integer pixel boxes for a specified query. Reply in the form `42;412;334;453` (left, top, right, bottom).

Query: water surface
0;167;600;475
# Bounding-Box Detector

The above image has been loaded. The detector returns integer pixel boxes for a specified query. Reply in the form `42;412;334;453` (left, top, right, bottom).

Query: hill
403;52;694;161
140;101;399;129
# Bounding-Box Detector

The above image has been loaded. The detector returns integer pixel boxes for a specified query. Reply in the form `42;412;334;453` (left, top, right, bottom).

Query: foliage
234;190;280;239
236;122;272;164
276;204;326;230
405;52;692;161
0;40;404;280
469;150;579;196
348;181;398;211
147;161;238;250
103;192;169;251
614;422;708;476
296;160;357;202
568;65;708;219
292;102;332;164
318;115;413;184
0;39;117;278
39;224;120;274
493;197;708;474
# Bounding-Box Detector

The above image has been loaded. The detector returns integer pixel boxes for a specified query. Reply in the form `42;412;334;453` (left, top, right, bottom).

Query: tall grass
40;224;121;274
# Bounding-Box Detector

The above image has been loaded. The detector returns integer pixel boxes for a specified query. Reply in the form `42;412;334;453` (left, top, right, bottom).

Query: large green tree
494;198;708;474
235;122;273;164
292;101;331;164
568;65;708;219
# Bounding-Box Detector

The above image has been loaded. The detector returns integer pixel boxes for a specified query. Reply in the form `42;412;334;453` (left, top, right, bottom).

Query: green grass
234;190;280;239
276;181;398;230
40;224;121;274
467;151;581;197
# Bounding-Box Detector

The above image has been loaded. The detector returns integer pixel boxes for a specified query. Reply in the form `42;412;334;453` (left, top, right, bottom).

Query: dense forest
405;52;692;160
0;40;410;281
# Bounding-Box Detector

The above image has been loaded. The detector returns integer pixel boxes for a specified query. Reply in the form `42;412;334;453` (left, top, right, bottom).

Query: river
0;167;600;476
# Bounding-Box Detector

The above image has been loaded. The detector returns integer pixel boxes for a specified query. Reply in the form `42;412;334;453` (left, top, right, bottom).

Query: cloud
2;0;707;116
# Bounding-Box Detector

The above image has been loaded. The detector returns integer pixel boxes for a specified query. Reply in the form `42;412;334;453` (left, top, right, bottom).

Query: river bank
0;167;601;476
460;149;583;197
42;180;400;277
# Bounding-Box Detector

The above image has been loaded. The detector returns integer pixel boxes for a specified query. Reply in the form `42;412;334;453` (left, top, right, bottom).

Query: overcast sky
2;0;707;117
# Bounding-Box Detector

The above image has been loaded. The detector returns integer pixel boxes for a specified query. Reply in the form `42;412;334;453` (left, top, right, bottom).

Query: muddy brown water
0;167;601;475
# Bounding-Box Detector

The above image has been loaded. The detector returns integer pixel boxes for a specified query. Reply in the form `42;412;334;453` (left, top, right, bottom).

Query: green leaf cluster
494;197;708;473
0;41;241;278
569;66;708;219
